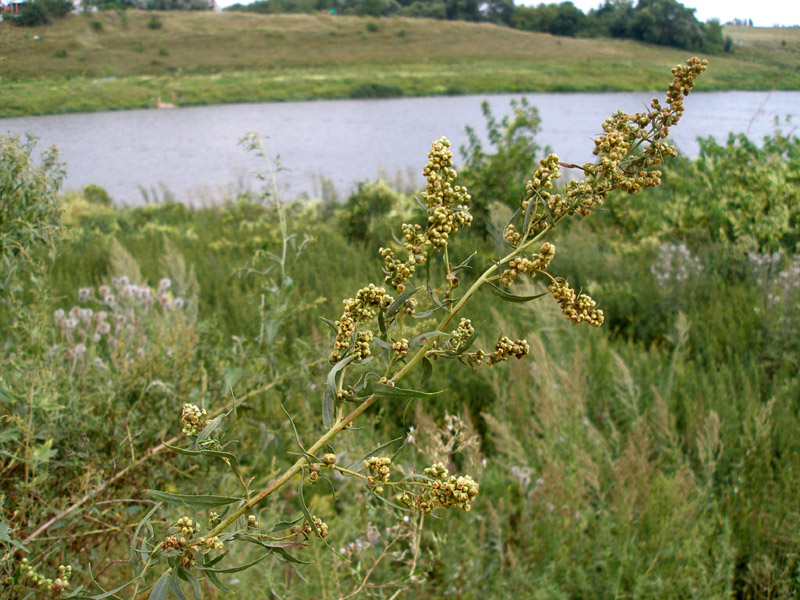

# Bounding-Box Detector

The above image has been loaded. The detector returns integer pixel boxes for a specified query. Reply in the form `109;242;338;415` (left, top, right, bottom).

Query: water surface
1;91;797;204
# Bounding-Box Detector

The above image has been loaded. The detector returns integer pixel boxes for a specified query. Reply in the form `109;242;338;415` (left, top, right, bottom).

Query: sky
517;0;800;28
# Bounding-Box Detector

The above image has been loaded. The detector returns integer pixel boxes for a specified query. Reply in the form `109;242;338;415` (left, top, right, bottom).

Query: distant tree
146;0;211;10
481;0;515;25
629;0;704;49
511;2;588;36
12;0;73;26
444;0;481;22
591;0;634;37
551;1;585;35
396;0;447;19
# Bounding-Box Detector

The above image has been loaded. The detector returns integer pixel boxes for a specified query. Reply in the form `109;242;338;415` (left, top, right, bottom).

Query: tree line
6;0;735;54
226;0;733;53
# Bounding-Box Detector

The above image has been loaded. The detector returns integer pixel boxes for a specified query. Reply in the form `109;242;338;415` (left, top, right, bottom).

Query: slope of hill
0;12;797;117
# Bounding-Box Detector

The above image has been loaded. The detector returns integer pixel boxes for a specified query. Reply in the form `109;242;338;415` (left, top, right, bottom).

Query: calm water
1;91;798;204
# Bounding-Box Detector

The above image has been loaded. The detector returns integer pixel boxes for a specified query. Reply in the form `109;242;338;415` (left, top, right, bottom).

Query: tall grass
1;78;799;598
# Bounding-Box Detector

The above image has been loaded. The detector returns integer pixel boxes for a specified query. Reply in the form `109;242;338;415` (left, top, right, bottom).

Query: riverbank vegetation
0;12;798;117
2;57;800;598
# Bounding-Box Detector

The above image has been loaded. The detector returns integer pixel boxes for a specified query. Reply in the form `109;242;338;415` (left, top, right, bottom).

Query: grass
2;112;800;597
0;13;798;117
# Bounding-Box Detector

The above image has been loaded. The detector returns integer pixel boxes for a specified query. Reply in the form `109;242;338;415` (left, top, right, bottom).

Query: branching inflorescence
38;58;706;600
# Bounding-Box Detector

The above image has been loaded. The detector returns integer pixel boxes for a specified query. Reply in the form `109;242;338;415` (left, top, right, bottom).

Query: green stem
205;226;553;540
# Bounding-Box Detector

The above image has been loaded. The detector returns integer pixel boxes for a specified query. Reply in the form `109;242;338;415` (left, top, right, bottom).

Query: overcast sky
515;0;799;27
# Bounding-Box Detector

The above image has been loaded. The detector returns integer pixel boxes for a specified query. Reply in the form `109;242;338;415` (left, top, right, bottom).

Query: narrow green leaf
419;357;432;389
521;188;536;235
347;436;405;472
205;571;233;594
368;487;412;512
487;283;549;303
280;403;305;452
196;552;272;574
319;317;338;333
453;251;478;272
372;337;392;351
270;516;304;533
322;390;335;430
130;502;161;573
195;413;224;445
371;383;442;401
377;309;387;336
145;490;241;509
384;286;418;319
409;331;449;348
183;570;202;600
169;570;187;600
238;535;310;564
0;521;26;552
85;579;135;600
148;571;170;600
324;354;358;428
163;443;239;468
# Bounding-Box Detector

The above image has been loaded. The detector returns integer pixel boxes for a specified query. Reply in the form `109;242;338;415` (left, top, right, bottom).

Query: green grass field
0;12;798;116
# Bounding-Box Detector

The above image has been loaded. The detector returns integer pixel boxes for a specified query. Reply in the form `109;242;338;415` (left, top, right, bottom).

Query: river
1;90;797;205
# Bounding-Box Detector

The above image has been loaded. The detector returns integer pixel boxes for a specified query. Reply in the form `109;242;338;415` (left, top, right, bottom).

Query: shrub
349;82;404;98
146;14;162;29
0;135;63;293
12;0;73;26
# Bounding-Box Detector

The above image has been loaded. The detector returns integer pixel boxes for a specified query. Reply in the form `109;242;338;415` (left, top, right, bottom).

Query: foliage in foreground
1;58;800;599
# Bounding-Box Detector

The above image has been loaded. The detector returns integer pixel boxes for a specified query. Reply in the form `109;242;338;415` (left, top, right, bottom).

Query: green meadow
0;12;799;116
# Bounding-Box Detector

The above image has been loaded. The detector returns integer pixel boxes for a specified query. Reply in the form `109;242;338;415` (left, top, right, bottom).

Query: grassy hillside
0;13;798;116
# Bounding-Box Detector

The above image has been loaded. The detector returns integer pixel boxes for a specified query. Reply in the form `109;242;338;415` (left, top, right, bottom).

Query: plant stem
204;225;553;539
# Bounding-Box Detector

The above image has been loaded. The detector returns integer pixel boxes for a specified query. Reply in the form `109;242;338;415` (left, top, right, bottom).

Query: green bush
349;82;404;98
12;0;73;26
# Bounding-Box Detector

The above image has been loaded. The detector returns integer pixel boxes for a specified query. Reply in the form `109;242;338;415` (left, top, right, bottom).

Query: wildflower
174;297;185;309
159;278;172;291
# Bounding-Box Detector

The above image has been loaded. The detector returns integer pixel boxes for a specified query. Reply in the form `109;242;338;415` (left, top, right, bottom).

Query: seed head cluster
392;338;410;358
379;138;473;293
18;560;71;596
297;516;329;539
514;58;707;239
549;279;604;327
329;284;393;364
364;456;393;493
396;462;479;514
449;318;475;350
499;242;556;287
181;403;208;437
